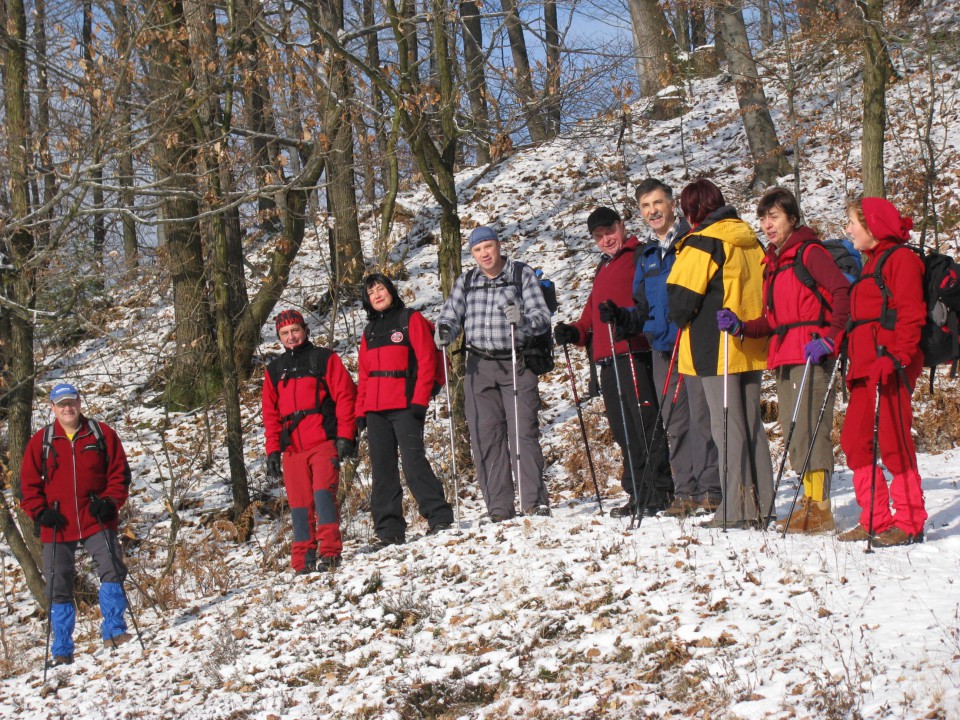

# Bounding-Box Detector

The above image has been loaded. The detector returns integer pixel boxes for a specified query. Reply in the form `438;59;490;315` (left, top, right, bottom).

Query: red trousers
841;379;926;535
282;441;341;569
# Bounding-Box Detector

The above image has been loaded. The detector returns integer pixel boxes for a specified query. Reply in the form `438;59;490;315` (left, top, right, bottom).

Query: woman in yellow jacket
666;179;773;529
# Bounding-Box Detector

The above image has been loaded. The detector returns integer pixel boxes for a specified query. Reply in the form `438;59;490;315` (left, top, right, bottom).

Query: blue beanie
468;226;498;248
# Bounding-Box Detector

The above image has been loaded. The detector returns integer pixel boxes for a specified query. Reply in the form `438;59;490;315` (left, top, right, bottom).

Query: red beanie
862;197;913;243
275;309;306;334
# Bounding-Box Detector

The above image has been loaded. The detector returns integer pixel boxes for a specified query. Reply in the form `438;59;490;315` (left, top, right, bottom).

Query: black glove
336;438;356;461
37;507;67;530
266;451;283;480
356;416;367;434
434;324;454;348
88;495;117;522
598;299;627;326
554;322;579;345
409;404;428;423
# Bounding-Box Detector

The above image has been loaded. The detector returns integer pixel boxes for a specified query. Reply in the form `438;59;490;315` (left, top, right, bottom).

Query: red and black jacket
20;416;131;543
357;306;437;416
263;341;357;455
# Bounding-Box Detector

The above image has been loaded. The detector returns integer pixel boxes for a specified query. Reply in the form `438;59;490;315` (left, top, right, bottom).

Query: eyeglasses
53;399;79;408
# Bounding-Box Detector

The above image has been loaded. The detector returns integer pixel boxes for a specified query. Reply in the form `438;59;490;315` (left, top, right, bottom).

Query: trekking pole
866;358;884;554
42;501;60;683
440;349;460;530
606;323;643;526
780;354;842;537
767;356;814;528
561;343;603;514
89;494;145;650
629;330;682;525
722;329;729;532
509;321;524;514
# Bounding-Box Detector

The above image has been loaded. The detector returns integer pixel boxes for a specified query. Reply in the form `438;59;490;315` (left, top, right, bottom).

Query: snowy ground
2;3;960;718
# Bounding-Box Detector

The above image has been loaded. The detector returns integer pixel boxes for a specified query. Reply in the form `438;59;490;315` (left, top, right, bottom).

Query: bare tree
858;0;888;197
625;0;677;96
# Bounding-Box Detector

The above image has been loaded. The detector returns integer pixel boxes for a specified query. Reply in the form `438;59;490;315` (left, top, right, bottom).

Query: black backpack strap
278;346;337;451
40;423;56;483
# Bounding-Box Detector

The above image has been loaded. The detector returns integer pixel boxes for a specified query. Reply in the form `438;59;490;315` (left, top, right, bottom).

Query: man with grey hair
436;226;552;522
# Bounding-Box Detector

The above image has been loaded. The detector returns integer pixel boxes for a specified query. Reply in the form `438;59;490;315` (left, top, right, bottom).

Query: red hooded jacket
569;236;650;362
20;416;131;543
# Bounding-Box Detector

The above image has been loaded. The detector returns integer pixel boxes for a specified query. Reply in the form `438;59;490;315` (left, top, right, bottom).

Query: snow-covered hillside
2;4;960;718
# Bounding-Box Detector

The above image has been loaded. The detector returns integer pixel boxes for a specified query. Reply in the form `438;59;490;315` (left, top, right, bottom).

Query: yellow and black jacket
666;206;768;376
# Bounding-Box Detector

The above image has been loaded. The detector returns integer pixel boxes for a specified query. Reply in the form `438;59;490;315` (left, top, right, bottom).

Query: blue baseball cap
468;226;498;248
50;383;80;404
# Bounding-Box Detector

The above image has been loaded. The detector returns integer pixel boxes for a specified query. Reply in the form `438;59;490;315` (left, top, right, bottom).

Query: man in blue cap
20;383;133;666
436;226;552;522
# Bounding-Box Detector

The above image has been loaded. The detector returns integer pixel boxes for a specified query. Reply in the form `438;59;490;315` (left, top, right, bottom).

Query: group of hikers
19;176;932;670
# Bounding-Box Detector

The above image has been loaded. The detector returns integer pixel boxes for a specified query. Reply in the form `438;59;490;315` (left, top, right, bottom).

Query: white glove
504;304;522;326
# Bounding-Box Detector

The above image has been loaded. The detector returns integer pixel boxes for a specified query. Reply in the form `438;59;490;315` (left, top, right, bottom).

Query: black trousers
367;408;453;540
600;353;674;506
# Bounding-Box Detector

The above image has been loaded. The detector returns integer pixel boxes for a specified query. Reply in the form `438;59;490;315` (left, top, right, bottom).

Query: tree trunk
859;0;887;197
626;0;677;97
501;0;549;143
719;2;790;188
115;0;138;273
758;0;774;48
0;0;46;607
543;0;561;137
460;1;490;163
82;0;106;281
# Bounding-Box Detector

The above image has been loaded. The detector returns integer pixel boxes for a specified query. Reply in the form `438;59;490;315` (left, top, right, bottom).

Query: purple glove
716;309;743;337
803;337;835;364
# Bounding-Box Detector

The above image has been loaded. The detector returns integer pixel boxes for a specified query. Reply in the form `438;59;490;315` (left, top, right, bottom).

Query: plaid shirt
639;215;686;251
438;258;551;354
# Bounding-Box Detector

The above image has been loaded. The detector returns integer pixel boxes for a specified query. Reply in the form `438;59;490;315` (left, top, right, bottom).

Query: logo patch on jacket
391;331;404;343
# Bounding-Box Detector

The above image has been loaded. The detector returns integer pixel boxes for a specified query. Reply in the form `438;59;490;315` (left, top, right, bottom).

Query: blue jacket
622;218;690;352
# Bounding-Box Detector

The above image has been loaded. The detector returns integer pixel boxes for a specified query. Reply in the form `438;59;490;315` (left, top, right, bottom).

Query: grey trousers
701;371;774;523
43;529;127;604
652;350;721;501
775;362;836;488
464;354;549;517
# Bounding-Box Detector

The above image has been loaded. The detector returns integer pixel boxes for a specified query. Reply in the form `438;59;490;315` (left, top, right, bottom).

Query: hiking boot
805;500;835;533
662;497;700;518
645;493;674;514
48;654;74;667
103;633;132;650
369;536;405;551
485;513;514;524
699;515;760;530
426;522;452;536
837;524;873;542
608;503;636;519
775;496;812;533
525;505;551;517
319;555;342;570
872;526;924;547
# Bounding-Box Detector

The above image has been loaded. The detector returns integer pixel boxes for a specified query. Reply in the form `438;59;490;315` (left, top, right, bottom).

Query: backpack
849;244;960;391
464;262;558;375
363;308;446;398
266;346;336;451
765;238;861;339
40;418;108;483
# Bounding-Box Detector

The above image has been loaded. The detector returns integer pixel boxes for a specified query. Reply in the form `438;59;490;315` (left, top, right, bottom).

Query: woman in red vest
839;197;927;546
719;187;851;533
357;274;453;547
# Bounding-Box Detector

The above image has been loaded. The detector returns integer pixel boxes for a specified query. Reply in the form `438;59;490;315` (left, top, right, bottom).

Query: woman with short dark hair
666;178;774;529
717;187;851;533
357;274;453;547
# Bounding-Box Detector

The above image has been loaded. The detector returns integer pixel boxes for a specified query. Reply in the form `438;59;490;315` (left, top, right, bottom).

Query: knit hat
862;197;913;243
587;207;622;233
468;226;498;248
274;309;306;335
50;383;79;404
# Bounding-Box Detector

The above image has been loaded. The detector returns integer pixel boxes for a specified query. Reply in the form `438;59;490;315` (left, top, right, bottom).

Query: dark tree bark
82;1;106;279
544;0;561;136
626;0;677;97
460;1;491;162
113;0;138;272
718;2;790;188
501;0;549;143
859;0;888;197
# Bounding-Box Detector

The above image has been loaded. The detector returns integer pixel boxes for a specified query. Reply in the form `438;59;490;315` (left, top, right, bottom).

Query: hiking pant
652;350;720;502
842;378;926;535
701;371;774;523
43;529;128;654
464;354;549;517
367;408;453;540
775;362;836;492
283;441;341;569
600;353;673;507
